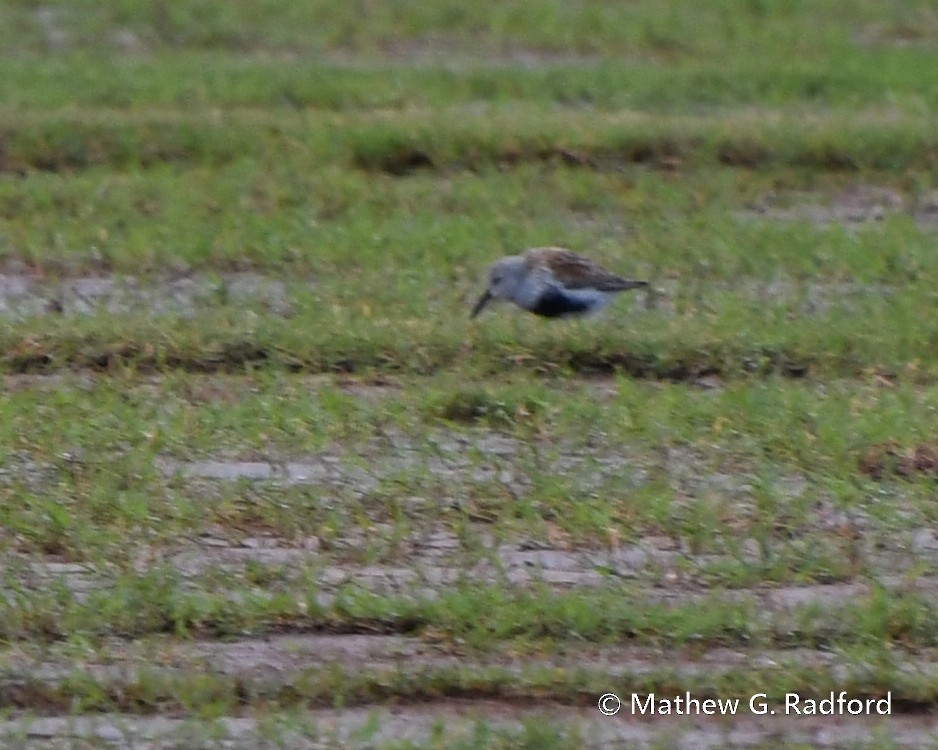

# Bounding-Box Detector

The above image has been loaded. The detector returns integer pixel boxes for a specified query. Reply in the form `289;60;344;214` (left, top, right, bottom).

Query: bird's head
470;256;525;318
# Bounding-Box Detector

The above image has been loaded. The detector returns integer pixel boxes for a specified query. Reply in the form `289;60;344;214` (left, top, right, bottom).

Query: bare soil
0;703;931;749
0;244;933;744
2;442;935;742
741;184;938;229
2;438;935;746
0;271;298;319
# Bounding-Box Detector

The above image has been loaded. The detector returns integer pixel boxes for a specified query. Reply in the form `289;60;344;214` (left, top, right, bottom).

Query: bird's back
523;247;647;292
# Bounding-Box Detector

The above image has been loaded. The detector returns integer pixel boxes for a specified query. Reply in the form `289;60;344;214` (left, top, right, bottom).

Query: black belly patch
529;288;592;318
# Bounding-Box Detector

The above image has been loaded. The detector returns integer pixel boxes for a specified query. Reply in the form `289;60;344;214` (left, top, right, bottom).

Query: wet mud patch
325;43;608;69
160;427;646;501
0;703;933;749
0;634;927;716
5;415;925;573
161;436;841;517
740;183;938;229
860;440;938;481
13;529;938;613
0;635;865;692
0;272;298;319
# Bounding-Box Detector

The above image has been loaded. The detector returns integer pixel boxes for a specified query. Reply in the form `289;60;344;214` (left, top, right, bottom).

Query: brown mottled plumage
521;247;643;292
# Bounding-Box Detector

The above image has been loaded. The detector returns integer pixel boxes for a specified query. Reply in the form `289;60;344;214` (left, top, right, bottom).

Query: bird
470;247;648;319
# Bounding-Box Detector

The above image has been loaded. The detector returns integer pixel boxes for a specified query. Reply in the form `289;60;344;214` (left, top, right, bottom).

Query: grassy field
1;1;938;748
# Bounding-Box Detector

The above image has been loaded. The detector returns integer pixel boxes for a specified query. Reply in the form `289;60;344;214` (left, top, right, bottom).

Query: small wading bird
471;247;648;319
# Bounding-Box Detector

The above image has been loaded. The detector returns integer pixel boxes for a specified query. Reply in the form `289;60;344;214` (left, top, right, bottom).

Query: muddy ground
3;432;936;747
2;188;935;747
5;709;938;750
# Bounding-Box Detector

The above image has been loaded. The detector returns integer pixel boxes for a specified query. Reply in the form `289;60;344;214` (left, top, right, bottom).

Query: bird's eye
492;274;502;284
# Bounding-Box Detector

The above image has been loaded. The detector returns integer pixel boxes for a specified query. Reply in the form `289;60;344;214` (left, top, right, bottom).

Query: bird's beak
470;289;492;319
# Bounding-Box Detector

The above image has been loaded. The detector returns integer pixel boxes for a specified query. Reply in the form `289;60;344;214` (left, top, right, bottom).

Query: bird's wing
525;247;644;292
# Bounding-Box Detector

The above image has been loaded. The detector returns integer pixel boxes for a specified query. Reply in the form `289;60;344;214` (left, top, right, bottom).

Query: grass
1;1;938;747
0;162;936;379
1;372;936;578
0;648;924;715
5;109;938;177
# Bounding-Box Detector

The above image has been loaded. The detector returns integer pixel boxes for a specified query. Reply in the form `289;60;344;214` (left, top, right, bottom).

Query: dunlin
471;247;648;319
